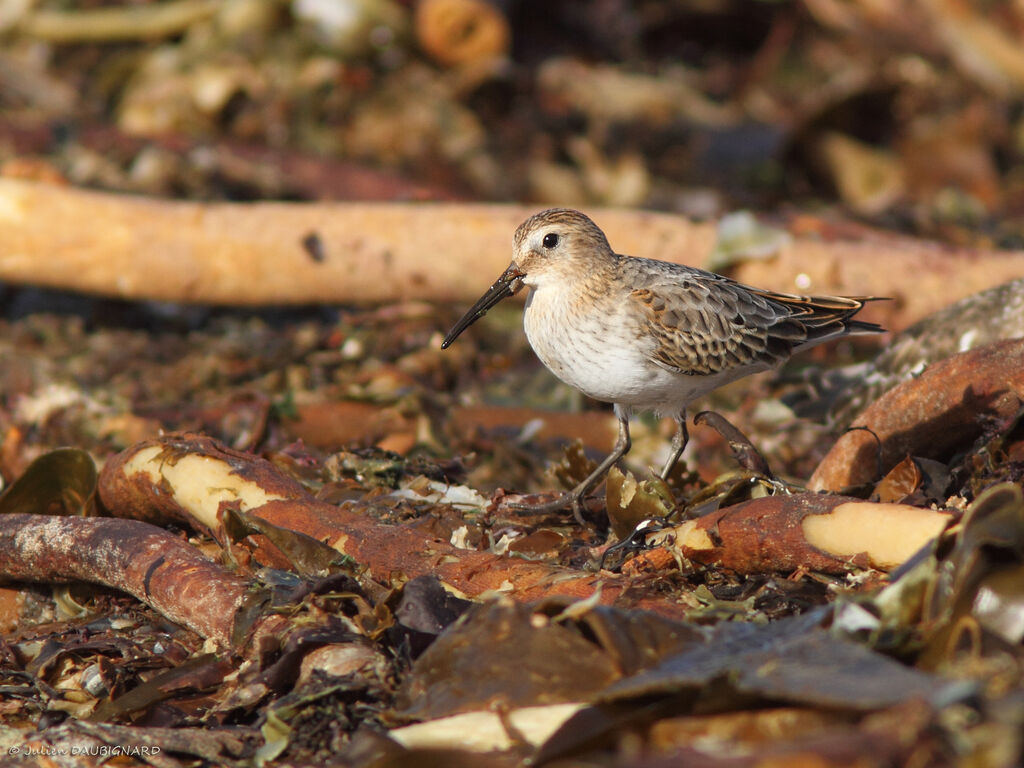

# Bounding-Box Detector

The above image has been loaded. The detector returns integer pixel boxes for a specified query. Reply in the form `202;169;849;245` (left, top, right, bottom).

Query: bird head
441;209;611;348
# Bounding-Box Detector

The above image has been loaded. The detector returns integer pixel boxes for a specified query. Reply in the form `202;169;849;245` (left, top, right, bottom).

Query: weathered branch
18;0;219;42
97;433;950;627
97;434;693;618
810;339;1024;491
630;494;951;575
2;179;1023;332
0;514;254;645
0;179;702;307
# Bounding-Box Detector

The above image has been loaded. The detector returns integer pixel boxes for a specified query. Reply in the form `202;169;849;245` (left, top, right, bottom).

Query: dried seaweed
4;3;1024;764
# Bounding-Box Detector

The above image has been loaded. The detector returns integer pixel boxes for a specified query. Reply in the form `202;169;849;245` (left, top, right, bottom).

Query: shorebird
442;208;883;523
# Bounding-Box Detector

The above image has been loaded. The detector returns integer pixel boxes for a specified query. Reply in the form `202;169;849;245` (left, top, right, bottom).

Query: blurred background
2;0;1022;246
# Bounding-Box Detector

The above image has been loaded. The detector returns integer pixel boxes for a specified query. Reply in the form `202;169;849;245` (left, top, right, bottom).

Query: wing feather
629;274;879;376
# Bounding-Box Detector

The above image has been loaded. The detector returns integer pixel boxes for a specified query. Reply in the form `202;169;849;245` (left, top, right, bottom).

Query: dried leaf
0;448;96;517
604;467;673;540
549;439;598;489
396;598;618;720
221;506;350;579
873;455;922;503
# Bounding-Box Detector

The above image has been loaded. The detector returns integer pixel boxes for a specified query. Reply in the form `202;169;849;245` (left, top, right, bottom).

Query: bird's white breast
522;283;711;414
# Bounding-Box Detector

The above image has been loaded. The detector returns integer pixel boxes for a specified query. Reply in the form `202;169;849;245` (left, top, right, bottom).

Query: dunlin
443;208;883;522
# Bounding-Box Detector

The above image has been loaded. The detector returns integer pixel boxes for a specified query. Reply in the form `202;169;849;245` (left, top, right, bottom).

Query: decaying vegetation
4;1;1024;766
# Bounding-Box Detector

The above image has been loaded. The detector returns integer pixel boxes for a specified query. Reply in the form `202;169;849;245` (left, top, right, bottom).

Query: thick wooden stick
634;494;950;574
0;179;707;306
96;433;694;618
810;339;1024;491
97;433;947;625
0;514;252;645
3;179;1023;331
19;0;219;42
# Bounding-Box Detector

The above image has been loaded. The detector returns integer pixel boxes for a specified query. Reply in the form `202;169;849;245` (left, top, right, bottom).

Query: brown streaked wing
629;278;804;376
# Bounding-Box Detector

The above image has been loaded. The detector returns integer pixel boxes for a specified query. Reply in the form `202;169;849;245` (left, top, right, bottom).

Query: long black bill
441;263;525;349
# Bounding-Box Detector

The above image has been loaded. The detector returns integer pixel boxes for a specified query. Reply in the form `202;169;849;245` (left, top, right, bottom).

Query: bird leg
509;408;632;526
659;410;689;481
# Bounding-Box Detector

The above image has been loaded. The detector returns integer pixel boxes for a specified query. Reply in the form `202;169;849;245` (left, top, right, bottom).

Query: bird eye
542;233;559;249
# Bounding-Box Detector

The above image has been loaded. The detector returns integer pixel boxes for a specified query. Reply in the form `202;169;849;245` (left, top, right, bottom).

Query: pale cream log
3;178;1024;331
0;179;707;306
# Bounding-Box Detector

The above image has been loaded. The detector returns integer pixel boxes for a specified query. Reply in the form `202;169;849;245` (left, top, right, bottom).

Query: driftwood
810;339;1024;492
0;179;701;307
96;434;697;620
17;0;219;42
97;434;949;605
2;179;1024;332
0;514;259;645
0;431;954;646
631;494;951;575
